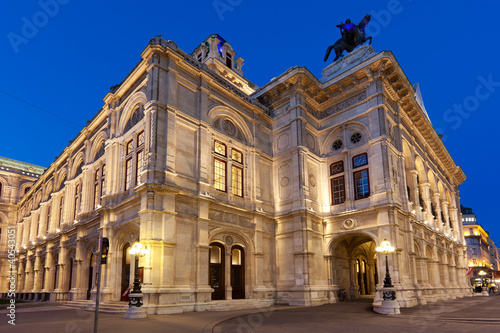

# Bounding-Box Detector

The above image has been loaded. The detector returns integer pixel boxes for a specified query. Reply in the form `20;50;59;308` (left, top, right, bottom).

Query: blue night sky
1;1;499;241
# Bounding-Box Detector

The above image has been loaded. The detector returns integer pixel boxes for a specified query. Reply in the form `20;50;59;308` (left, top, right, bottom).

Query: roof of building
0;156;45;177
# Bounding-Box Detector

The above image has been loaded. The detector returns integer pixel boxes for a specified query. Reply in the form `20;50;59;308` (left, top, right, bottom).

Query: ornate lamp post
373;239;400;315
376;239;395;293
124;242;148;319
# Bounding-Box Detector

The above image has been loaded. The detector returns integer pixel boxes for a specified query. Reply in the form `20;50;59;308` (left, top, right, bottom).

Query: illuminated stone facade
4;35;471;312
0;157;45;293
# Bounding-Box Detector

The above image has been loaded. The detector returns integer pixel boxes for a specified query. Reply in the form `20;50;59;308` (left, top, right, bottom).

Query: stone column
367;259;376;295
225;249;232;300
42;249;52;292
432;193;442;232
24;259;33;292
33;252;42;291
419;183;432;225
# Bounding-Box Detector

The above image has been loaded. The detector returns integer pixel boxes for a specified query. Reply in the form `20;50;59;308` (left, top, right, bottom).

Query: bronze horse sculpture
324;14;372;62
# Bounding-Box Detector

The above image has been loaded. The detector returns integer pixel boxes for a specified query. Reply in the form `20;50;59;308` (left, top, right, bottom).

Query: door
231;246;245;299
209;243;225;300
121;244;130;300
87;254;94;300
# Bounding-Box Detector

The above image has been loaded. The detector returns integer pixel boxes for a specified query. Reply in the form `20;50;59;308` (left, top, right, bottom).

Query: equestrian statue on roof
324;14;372;62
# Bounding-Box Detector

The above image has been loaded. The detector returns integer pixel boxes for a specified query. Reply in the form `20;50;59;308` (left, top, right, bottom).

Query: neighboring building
0;157;45;292
3;35;471;313
461;205;499;288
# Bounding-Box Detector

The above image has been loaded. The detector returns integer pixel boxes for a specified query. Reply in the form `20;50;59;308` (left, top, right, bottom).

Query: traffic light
101;237;109;264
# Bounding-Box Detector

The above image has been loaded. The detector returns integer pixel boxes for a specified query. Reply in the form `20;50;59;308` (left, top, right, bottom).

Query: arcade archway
329;234;378;299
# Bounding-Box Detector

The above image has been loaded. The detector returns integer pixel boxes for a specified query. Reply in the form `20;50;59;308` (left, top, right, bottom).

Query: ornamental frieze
319;91;367;119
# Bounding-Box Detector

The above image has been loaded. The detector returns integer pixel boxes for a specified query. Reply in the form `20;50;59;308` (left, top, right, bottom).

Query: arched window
94;144;105;161
74;161;83;179
0;182;3;198
124;105;144;133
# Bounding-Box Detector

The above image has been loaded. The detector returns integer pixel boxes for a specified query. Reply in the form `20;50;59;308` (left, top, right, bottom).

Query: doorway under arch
231;245;245;299
121;243;131;301
330;234;378;299
87;253;95;300
209;242;225;300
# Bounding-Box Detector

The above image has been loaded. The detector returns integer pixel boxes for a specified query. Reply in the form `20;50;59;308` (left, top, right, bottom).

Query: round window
332;139;343;151
350;133;362;144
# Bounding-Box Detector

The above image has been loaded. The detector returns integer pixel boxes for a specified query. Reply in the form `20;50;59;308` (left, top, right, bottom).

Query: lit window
136;150;144;185
215;141;226;156
213;142;244;196
125;158;132;190
354;169;370;199
210;245;221;264
126;140;133;155
232;248;241;265
214;158;226;192
331;176;345;204
94;169;100;209
232;149;242;164
232;166;243;197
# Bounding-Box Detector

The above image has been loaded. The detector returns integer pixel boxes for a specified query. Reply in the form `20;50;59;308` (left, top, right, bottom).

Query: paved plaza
1;295;499;332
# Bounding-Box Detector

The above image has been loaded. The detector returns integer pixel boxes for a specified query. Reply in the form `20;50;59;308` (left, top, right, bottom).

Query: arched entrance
231;246;245;299
121;243;131;300
209;243;225;300
330;234;378;299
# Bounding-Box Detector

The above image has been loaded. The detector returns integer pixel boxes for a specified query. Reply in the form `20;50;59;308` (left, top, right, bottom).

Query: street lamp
373;239;400;315
376;239;395;292
128;242;149;307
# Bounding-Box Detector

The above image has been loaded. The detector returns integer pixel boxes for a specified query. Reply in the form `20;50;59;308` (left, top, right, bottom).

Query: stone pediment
321;45;376;83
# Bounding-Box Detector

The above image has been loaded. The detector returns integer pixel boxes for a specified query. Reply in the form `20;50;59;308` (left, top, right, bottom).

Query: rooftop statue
324;14;372;62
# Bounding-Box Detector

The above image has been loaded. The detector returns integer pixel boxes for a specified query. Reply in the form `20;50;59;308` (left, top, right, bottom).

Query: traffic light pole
94;249;102;333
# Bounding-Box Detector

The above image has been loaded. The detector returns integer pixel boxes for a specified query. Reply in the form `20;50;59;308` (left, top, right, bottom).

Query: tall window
101;164;106;196
136;131;145;185
213;141;244;196
214;141;227;192
354;169;370;199
124;131;145;191
36;215;40;237
352;153;370;200
231;149;243;197
0;182;2;198
58;195;64;226
74;184;81;219
125;141;133;191
93;165;106;209
330;161;345;204
46;205;51;232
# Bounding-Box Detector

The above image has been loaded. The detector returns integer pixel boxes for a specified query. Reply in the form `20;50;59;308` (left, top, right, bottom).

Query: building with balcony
462;205;499;289
1;35;471;313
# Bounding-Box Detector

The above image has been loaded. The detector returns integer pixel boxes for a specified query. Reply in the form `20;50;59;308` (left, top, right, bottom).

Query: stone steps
204;299;273;311
63;300;129;314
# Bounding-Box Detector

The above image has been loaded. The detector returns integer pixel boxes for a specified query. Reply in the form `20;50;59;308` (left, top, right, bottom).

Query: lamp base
373;299;401;315
373;287;400;315
124;306;147;319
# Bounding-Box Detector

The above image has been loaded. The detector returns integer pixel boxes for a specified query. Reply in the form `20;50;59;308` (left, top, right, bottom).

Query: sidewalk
1;294;499;332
